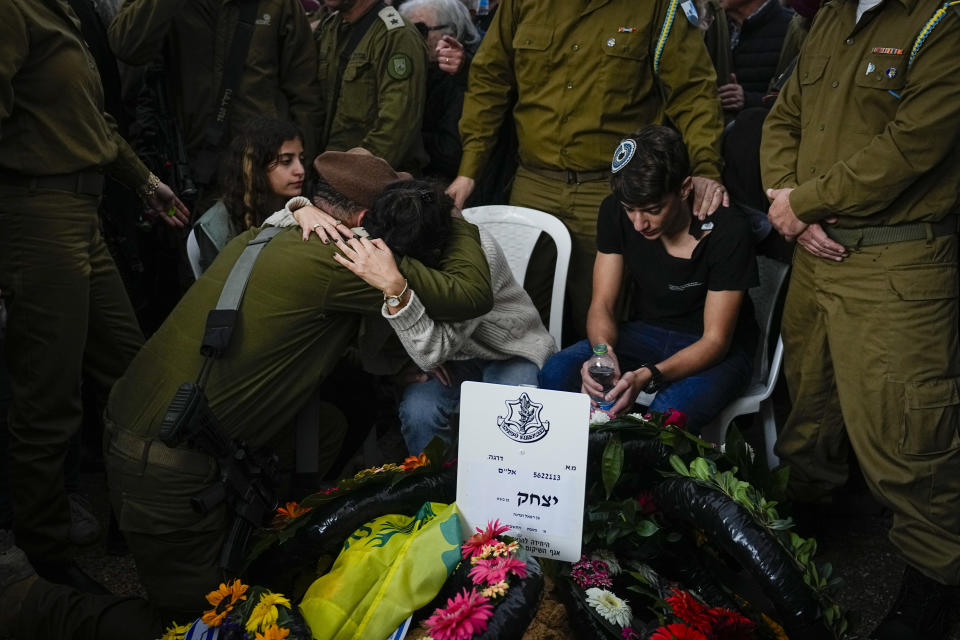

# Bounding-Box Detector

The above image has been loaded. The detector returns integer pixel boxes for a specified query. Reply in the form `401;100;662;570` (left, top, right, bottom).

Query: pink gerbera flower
468;555;528;585
423;588;494;640
461;519;511;559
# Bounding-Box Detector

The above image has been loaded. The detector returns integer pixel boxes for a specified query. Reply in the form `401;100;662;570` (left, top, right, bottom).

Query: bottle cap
592;343;608;355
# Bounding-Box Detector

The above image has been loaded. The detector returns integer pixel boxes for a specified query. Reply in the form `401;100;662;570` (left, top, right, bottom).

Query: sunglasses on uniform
414;21;449;38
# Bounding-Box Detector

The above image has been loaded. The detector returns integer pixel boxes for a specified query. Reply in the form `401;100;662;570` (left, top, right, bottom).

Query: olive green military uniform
13;219;491;639
109;0;322;191
0;0;151;566
316;5;429;174
761;0;960;584
458;0;723;339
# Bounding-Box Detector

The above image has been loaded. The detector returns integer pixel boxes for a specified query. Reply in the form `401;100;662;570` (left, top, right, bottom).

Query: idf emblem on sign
497;392;550;443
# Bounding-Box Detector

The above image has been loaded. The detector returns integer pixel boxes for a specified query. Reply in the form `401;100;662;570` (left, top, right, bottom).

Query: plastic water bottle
587;344;617;411
477;0;489;15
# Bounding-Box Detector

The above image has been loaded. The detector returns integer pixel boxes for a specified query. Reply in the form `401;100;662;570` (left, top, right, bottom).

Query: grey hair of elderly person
399;0;481;48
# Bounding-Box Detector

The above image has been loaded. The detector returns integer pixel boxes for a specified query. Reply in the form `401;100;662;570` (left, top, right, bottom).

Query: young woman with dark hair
193;117;305;273
539;126;758;433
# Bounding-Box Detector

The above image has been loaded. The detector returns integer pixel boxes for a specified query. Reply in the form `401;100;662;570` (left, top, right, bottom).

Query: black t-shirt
596;195;760;350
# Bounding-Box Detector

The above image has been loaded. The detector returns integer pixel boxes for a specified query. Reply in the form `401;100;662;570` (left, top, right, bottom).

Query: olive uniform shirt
315;5;429;174
457;0;724;179
108;0;322;164
108;218;492;447
1;0;150;188
761;0;960;227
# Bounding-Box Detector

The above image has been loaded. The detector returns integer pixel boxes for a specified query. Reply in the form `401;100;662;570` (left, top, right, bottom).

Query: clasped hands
766;188;847;261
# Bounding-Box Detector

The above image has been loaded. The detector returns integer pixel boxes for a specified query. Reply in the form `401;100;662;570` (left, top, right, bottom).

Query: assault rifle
159;382;278;574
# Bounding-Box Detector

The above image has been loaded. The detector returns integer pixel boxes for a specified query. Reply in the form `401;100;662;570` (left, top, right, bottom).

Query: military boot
870;565;957;639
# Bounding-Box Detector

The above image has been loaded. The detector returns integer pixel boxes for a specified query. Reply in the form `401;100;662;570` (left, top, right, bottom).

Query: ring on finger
312;223;322;230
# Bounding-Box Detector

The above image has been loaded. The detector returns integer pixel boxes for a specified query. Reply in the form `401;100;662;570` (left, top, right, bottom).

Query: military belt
824;217;959;248
107;424;214;476
0;170;105;197
523;164;611;185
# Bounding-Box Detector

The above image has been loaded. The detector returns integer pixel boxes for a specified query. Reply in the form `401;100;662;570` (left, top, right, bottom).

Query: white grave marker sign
457;382;590;561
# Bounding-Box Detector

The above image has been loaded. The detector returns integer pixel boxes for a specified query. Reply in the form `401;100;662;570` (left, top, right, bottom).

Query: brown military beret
312;148;412;210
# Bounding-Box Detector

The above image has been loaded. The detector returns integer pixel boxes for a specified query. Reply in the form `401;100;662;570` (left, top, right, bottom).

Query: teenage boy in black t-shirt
539;126;758;433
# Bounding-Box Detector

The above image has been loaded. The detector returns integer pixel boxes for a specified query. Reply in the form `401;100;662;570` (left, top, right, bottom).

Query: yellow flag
300;501;463;640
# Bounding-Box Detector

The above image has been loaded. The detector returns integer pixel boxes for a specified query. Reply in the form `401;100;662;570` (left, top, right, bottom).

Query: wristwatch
384;279;409;308
641;363;665;393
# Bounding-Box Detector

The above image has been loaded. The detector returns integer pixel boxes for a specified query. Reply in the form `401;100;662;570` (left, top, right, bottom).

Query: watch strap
642;363;665;393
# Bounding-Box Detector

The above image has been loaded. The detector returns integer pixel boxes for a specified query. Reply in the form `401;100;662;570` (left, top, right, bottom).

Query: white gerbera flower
585;587;632;627
590;410;611;425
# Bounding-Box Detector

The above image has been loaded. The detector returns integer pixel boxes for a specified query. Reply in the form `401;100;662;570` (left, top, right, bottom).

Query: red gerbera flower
424;588;494;640
708;607;756;640
650;623;708;640
666;589;713;632
461;519;511;559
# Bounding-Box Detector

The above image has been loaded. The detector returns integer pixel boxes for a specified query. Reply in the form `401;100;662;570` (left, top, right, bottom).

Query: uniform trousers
0;187;143;562
508;165;610;344
777;232;960;584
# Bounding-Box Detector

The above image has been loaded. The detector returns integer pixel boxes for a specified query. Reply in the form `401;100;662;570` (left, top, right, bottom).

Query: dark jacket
732;0;794;109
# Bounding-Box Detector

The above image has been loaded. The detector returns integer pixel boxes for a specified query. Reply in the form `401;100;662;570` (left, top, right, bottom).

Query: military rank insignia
611;139;637;173
388;54;411;80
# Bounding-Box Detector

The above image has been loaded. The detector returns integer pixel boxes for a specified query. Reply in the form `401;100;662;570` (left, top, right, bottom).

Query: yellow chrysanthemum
155;622;190;640
254;624;291;640
245;591;293;632
201;579;249;627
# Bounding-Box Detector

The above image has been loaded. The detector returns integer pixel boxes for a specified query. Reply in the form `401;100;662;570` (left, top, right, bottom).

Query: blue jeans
399;356;541;454
539;320;753;434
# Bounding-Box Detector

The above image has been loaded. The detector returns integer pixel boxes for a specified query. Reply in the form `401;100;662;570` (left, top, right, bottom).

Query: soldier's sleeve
323;218;493;322
456;0;517;179
278;2;322;163
759;49;803;192
359;19;427;168
654;0;724;180
0;7;28;132
108;0;189;65
103;113;153;191
788;14;960;222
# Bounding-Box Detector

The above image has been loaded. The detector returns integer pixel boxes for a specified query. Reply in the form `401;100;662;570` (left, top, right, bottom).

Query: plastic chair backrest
462;205;572;348
186;227;203;280
748;256;791;383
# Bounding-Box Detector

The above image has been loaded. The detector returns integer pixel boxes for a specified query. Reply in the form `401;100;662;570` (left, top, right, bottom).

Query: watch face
386;296;400;308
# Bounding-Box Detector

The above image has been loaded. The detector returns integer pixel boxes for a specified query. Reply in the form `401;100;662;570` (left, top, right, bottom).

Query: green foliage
601;435;624;498
582;412;854;639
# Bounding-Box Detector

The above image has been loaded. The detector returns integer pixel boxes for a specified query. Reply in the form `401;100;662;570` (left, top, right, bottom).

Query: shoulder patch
387;53;412;80
379;6;404;31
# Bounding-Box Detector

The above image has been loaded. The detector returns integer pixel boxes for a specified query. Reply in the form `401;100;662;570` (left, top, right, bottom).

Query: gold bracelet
138;173;161;202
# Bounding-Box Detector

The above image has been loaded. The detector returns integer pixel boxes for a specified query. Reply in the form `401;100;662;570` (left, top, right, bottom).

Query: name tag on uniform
457;382;590;562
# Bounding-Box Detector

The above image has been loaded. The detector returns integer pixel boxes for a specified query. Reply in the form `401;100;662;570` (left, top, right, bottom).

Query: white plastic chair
462;205;572;349
186;227;203;280
700;256;791;468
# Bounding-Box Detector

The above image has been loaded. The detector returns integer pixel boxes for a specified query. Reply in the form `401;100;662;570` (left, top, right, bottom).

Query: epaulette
909;0;960;67
378;6;404;31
